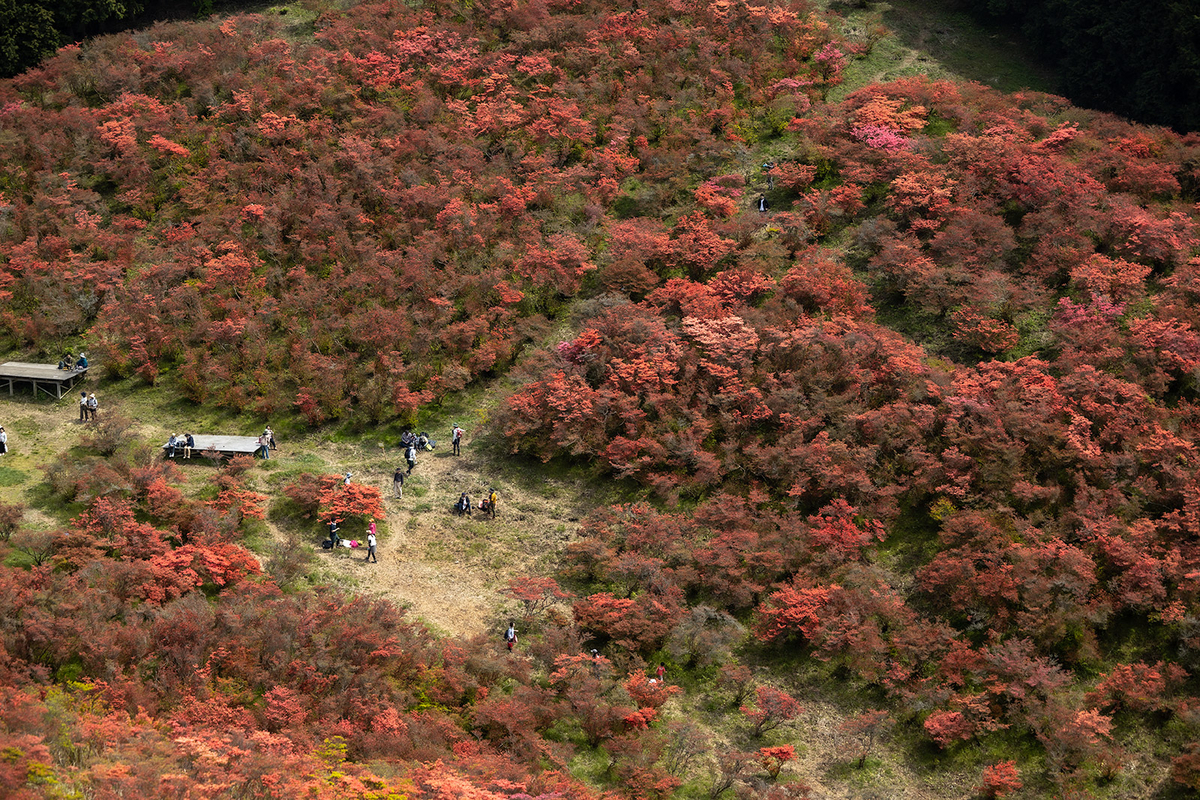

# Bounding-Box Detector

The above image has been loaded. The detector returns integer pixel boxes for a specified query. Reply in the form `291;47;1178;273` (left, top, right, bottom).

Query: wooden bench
161;435;263;460
0;362;88;399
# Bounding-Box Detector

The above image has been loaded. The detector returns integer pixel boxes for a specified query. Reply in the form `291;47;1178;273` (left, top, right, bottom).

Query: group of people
325;518;378;564
77;391;98;422
166;432;196;458
453;488;498;518
58;352;88;371
256;426;276;458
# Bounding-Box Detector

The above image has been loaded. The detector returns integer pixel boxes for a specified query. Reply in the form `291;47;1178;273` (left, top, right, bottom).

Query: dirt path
262;424;600;638
307;437;588;637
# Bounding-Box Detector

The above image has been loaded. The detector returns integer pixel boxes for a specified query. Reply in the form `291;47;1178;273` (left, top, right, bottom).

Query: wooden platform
0;362;88;399
162;435;262;459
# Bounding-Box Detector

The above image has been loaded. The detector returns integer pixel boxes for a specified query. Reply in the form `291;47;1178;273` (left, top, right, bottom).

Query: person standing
78;391;88;422
343;471;353;486
405;444;416;474
488;488;498;519
504;622;517;652
393;467;406;499
365;522;378;563
265;425;276;451
656;663;666;683
0;425;7;455
257;433;270;459
86;393;98;421
452;424;464;456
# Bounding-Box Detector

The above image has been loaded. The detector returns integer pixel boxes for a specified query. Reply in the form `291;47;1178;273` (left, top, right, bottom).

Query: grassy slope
7;4;1176;800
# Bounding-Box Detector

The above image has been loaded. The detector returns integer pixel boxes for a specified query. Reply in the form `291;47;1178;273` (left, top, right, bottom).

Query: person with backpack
452;424;464;456
487;488;498;519
504;622;517;651
87;393;98;421
78;391;89;422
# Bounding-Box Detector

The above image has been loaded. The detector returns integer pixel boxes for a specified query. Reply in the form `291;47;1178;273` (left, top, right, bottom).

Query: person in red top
655;663;666;683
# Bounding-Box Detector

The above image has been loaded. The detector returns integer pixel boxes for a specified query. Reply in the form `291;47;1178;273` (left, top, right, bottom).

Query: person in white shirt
365;522;377;563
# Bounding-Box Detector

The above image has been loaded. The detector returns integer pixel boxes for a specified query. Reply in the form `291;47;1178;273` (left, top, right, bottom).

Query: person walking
452;424;464;456
504;622;517;652
87;393;98;421
393;466;406;499
365;522;378;563
78;391;88;422
405;444;416;474
0;425;7;456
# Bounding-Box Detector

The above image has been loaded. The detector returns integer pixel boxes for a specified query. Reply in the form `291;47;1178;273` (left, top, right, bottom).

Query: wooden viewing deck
162;435;262;459
0;362;88;399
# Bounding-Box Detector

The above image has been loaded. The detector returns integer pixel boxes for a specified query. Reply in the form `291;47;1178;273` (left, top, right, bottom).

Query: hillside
2;1;1200;799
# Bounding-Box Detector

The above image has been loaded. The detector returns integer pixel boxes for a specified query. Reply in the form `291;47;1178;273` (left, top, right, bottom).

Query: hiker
758;195;768;212
487;488;498;519
452;424;464;455
504;622;517;651
183;432;194;459
0;425;7;455
86;393;97;421
256;433;270;459
393;466;406;499
58;352;74;370
78;391;88;422
167;433;179;458
405;444;416;474
656;663;666;683
75;352;88;371
343;471;353;486
328;520;341;547
365;522;378;563
265;425;276;451
455;492;472;516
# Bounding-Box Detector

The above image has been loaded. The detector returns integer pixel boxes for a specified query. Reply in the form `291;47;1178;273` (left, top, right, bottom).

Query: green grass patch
823;0;1060;103
0;466;30;487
